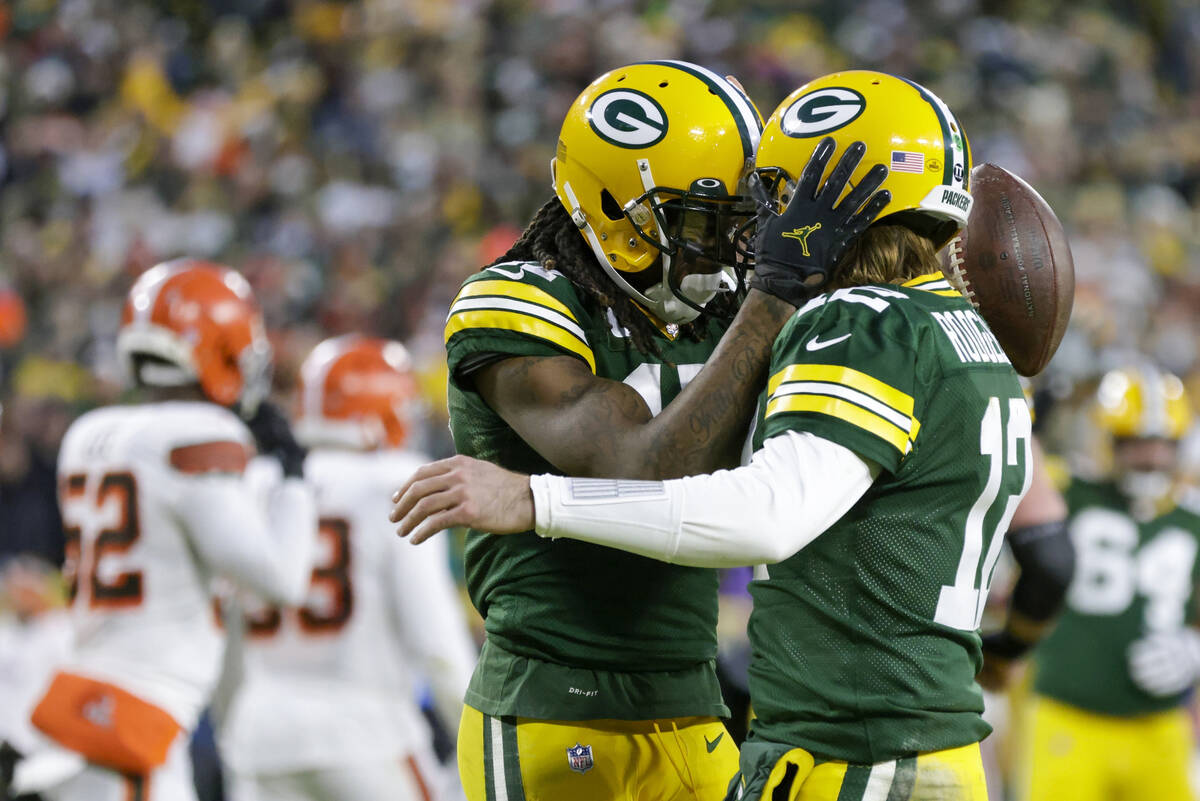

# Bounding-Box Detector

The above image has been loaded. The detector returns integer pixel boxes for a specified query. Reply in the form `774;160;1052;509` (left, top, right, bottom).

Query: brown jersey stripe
168;441;249;475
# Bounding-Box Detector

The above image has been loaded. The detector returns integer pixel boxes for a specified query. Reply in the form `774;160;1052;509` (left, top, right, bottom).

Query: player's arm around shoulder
162;404;318;605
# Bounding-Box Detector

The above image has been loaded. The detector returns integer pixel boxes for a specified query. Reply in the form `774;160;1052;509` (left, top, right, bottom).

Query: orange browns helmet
294;335;420;451
117;259;272;411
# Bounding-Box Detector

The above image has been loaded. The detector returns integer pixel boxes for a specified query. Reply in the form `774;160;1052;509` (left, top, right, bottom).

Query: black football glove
750;137;892;306
241;400;307;479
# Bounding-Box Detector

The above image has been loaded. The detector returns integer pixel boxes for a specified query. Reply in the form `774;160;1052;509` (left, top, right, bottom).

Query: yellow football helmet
753;70;972;249
552;60;763;324
1096;365;1193;440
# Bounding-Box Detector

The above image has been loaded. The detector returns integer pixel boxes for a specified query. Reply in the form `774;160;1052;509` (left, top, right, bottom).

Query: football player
26;259;318;801
394;71;1034;800
219;334;477;801
1022;364;1200;801
436;61;888;801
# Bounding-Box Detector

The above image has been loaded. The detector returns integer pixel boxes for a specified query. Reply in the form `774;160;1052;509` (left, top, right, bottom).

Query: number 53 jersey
1034;480;1200;715
745;273;1031;764
221;449;479;775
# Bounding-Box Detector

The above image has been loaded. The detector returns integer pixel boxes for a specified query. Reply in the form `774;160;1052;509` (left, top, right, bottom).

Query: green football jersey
745;272;1030;764
444;259;728;721
1033;479;1200;716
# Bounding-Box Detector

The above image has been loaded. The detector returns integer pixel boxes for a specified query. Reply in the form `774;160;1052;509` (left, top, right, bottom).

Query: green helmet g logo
780;88;866;138
588;89;669;148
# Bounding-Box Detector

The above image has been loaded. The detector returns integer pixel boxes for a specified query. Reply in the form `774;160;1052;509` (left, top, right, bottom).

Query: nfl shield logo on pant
566;743;594;774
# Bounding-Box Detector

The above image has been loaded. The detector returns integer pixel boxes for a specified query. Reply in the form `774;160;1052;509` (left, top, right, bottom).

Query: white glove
1128;628;1200;697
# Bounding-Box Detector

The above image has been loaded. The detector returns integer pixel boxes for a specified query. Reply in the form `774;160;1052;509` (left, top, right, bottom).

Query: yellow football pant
1020;696;1194;801
458;704;739;801
745;741;988;801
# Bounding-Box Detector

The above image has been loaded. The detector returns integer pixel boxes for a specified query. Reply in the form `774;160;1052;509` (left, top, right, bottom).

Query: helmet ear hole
600;190;625;221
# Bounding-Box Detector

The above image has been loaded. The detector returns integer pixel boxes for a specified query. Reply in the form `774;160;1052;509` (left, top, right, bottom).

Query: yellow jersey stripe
772;380;913;432
902;271;947;288
444;309;596;373
455;280;579;324
768;364;914;417
765;393;911;454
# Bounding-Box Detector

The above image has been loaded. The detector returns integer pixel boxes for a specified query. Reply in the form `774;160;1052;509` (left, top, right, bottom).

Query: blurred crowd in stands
3;0;1200;570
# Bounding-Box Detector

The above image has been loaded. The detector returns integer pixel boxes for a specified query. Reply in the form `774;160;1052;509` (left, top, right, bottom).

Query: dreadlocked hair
826;224;942;291
487;196;737;358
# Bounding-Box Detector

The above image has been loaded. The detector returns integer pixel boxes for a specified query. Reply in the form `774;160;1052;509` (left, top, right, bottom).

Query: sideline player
26;259;318;801
437;61;888;801
1023;364;1200;801
395;71;1031;800
220;334;477;801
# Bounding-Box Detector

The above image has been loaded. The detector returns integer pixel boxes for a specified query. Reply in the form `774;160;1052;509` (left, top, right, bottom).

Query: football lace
942;236;980;310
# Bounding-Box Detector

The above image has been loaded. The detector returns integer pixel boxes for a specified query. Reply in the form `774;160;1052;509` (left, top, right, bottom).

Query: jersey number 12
935;396;1032;631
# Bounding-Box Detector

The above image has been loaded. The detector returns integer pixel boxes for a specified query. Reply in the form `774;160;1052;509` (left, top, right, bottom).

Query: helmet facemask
621;177;756;322
553;61;764;328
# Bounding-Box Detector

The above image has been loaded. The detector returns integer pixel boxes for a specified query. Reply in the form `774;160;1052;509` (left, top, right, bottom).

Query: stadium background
1;0;1200;797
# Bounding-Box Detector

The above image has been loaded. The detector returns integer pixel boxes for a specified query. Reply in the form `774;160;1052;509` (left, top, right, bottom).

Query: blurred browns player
219;334;477;801
394;70;1037;801
434;59;874;801
25;259;318;801
1024;364;1200;801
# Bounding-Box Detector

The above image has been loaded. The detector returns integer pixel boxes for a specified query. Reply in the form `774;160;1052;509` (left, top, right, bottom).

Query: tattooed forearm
474;290;795;481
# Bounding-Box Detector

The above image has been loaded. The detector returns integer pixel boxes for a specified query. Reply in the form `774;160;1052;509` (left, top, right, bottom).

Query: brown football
941;163;1075;376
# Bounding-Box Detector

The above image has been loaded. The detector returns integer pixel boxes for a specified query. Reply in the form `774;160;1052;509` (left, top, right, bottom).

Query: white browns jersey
221;449;478;774
54;401;317;732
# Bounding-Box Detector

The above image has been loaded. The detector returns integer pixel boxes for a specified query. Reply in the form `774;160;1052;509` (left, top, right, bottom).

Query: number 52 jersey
54;401;317;732
745;273;1031;764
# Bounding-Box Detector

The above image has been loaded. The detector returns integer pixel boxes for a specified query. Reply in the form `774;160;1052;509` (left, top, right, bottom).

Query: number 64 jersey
744;273;1031;764
1033;480;1200;715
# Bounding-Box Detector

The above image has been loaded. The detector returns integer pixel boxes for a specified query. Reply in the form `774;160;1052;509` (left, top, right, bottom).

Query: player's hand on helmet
241;401;307;479
750;137;891;306
391;455;534;544
1128;628;1200;697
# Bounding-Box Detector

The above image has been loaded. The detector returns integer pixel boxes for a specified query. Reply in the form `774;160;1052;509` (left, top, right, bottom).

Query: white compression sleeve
531;430;879;567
